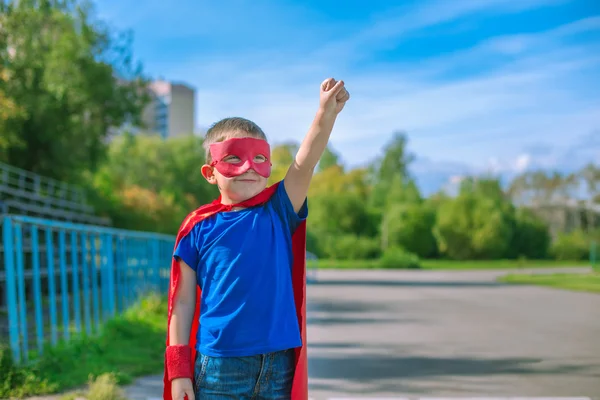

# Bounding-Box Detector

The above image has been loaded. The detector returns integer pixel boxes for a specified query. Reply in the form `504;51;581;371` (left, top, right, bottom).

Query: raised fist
320;78;350;114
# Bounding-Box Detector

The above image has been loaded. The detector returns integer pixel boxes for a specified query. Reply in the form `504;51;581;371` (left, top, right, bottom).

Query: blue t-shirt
174;181;308;357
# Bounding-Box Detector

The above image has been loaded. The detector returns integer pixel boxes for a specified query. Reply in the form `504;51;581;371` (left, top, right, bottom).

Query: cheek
214;173;233;187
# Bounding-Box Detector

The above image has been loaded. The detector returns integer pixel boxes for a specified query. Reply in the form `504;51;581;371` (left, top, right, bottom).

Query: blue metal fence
1;215;175;364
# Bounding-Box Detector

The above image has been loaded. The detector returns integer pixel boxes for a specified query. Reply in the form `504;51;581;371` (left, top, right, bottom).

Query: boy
163;78;350;400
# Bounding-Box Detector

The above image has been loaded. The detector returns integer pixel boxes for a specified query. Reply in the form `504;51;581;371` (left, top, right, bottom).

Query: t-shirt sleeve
270;180;308;235
173;225;200;272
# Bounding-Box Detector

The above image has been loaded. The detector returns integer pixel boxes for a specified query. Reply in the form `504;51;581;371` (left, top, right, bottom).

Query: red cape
163;182;308;399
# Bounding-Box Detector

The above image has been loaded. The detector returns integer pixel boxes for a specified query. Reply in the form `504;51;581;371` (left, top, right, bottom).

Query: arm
167;260;197;400
169;259;197;345
284;78;350;212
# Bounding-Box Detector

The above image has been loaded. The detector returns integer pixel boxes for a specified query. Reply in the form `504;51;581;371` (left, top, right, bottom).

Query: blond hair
203;117;267;163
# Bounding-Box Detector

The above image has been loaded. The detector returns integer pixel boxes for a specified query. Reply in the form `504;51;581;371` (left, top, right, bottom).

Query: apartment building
141;80;196;138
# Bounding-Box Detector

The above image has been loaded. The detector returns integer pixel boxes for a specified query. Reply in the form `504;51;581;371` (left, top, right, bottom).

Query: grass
498;272;600;294
59;373;126;400
308;258;591;270
0;293;167;398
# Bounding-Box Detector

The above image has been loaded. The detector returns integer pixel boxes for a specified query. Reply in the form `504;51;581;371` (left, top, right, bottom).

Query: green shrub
321;234;381;260
87;373;126;400
510;208;551;259
386;203;438;258
379;247;420;269
550;230;591;261
0;345;56;398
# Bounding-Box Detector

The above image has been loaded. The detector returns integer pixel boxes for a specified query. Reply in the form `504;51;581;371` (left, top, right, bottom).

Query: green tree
86;134;218;233
550;229;593;261
98;133;217;202
369;131;415;209
380;174;423;249
308;192;380;259
317;145;341;172
581;163;600;232
386;202;438;258
510;208;551;259
0;0;149;181
434;177;515;259
308;192;377;238
0;66;25;157
268;142;298;185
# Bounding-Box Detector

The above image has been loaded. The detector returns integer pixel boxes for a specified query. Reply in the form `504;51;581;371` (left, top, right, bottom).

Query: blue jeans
194;348;295;399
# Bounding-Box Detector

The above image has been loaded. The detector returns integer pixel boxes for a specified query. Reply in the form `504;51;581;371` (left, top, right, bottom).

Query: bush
305;229;322;257
434;179;516;260
59;373;126;400
86;373;126;400
0;344;56;398
321;234;381;260
510;208;551;259
386;203;438;258
379;247;420;269
550;230;591;260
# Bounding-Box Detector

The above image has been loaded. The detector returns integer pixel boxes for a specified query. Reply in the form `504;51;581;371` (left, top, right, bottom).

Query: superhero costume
163;137;308;399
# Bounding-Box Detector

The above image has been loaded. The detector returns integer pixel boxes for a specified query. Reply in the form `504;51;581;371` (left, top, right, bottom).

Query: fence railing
0;161;111;226
0;161;86;206
1;214;175;364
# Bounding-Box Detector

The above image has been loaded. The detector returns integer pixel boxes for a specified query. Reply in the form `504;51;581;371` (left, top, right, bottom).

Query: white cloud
514;154;532;173
450;175;466;184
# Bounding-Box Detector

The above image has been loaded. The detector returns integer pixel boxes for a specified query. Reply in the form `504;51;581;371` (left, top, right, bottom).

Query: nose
241;165;258;175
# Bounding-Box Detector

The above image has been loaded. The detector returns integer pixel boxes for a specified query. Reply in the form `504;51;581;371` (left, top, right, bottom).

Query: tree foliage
85;134;218;233
88;133;596;260
0;0;149;181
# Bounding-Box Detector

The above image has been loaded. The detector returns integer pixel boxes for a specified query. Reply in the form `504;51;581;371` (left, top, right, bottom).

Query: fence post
58;230;70;341
14;224;28;362
104;234;116;316
71;231;81;334
99;235;109;321
152;238;160;292
3;216;20;363
45;228;58;345
31;226;44;355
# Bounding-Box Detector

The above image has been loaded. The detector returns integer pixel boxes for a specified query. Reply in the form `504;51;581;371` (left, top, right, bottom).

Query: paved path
125;268;599;399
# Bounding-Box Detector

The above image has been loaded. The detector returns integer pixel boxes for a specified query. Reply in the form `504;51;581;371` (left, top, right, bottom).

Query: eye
254;155;267;163
223;155;241;163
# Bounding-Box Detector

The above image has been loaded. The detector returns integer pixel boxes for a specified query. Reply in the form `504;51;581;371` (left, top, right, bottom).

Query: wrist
166;344;193;381
315;106;337;124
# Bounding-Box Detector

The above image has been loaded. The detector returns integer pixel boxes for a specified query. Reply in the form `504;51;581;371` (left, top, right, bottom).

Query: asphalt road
306;268;600;399
122;267;599;400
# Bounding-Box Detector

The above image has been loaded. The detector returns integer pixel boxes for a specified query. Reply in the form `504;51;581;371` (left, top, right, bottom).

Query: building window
155;95;169;138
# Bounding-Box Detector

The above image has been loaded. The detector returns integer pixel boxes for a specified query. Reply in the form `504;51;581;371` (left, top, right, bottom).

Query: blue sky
96;0;599;194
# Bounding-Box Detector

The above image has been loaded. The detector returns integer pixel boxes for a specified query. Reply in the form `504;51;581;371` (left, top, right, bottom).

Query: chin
230;182;266;202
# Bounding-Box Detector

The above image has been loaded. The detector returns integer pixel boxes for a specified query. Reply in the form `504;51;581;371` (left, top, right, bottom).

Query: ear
201;164;218;185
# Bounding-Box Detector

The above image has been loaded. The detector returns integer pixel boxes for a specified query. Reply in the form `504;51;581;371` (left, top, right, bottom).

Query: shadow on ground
312;279;506;288
306;297;423;326
308;351;600;395
310;353;591;379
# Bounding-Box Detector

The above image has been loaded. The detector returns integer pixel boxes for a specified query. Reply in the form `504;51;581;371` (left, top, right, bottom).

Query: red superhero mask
209;137;272;178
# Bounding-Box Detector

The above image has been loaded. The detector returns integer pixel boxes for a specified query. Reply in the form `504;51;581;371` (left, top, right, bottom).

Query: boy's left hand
284;77;350;212
320;78;350;115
